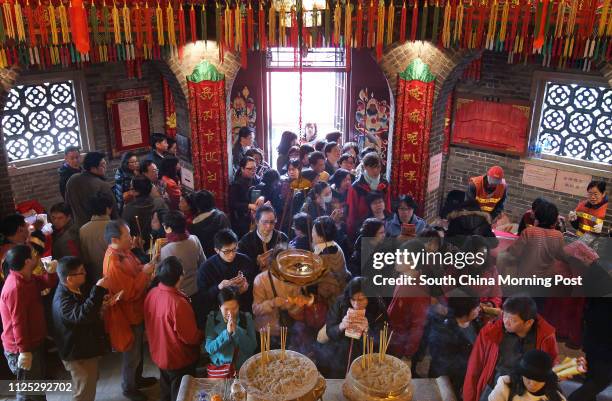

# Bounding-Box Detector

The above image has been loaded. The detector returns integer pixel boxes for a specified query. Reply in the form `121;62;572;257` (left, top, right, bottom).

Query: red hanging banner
391;59;435;213
187;62;229;211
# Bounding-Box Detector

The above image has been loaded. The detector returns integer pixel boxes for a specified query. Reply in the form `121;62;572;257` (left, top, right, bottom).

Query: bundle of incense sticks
379;322;393;362
553;357;587;379
259;325;271;372
280;326;288;361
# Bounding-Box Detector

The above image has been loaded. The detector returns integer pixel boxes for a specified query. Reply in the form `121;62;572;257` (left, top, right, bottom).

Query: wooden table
177;376;457;401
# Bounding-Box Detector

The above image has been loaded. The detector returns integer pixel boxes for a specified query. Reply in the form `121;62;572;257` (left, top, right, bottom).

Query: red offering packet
401;223;416;237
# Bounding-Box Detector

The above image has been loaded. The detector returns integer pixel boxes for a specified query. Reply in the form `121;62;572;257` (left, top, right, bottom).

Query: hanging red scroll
391;58;435;214
162;77;176;137
187;61;229;211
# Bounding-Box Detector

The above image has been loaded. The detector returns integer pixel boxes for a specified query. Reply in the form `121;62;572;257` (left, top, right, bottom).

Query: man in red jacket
463;296;558;401
144;256;203;401
346;152;391;236
1;245;58;401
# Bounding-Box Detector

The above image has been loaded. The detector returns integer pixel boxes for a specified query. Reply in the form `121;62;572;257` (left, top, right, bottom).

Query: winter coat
65;171;118;228
190;209;231;257
488;376;566;401
446;209;499;248
323;295;388;378
51;222;80;260
386;282;430;359
121;195;168;250
428;314;483;396
51;284;108;361
205;310;257;371
346;175;391;236
229;174;259;238
316;244;350;306
113;168;136;213
463;317;558;401
58;163;81;199
385;212;429;238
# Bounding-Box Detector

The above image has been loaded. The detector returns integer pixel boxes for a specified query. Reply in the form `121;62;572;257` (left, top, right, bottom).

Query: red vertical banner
187;61;229;211
162;77;177;137
391;59;435;214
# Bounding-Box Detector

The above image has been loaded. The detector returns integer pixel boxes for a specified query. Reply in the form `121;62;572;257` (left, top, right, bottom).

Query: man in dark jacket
58;146;81;199
145;133;168;169
65;152;118;228
52;256;108;401
196;229;258;328
229;156;260;238
238;205;288;271
446;200;499;249
190;190;231;257
428;295;483;398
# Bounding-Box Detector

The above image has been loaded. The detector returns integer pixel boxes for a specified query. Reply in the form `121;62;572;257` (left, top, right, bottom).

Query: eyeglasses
219;247;238;255
259;220;277;225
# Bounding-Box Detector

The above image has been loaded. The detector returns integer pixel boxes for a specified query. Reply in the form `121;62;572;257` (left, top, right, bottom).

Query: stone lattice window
536;81;612;165
2;80;82;162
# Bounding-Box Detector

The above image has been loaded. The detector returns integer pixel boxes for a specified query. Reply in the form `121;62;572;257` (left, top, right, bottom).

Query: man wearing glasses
238;205;288;271
195;229;258;328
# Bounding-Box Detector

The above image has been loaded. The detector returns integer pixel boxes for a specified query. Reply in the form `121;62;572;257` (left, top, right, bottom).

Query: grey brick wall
441;51;612;230
8;62;166;210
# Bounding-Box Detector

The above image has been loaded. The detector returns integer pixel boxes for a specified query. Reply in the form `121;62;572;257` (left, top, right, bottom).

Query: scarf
192;210;214;224
167;231;189;243
256;229;273;245
362;171;380;191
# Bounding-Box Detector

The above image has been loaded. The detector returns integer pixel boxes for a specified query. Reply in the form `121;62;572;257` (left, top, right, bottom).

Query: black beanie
517;350;553;382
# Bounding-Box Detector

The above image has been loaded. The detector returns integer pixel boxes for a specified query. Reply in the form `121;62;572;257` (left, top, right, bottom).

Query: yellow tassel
376;0;384;48
607;6;612;35
166;2;175;46
3;0;15;39
14;1;26;42
0;48;5;68
442;0;451;47
566;0;577;35
334;0;341;45
345;2;352;46
499;0;509;42
268;2;276;46
554;0;564;37
486;0;498;49
454;0;464;44
123;1;132;44
235;4;241;51
598;0;610;36
112;1;121;44
279;4;286;47
386;1;394;45
225;3;231;47
58;2;69;44
156;2;164;46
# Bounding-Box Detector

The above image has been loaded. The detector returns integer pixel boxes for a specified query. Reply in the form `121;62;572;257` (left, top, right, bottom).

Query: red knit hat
487;165;504;180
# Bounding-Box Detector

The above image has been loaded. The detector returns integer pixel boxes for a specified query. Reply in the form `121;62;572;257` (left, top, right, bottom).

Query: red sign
188;80;229;211
452;98;530;156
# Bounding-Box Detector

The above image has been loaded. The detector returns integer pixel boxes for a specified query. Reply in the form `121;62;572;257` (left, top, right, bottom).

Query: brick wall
441;52;612;230
8;62;166;210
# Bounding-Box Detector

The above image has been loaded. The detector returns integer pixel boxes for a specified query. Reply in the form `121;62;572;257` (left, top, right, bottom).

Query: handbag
268;270;294;328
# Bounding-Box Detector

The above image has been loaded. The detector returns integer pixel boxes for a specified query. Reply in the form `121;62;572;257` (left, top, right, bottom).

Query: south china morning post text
359;237;611;299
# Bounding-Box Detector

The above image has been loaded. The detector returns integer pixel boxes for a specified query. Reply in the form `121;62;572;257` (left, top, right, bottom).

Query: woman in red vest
569;180;608;236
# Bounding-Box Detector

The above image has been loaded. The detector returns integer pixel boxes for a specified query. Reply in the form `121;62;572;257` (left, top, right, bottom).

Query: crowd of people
0;129;609;401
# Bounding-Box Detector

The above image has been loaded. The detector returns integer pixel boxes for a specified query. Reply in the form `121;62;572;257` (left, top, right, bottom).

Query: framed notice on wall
106;88;152;157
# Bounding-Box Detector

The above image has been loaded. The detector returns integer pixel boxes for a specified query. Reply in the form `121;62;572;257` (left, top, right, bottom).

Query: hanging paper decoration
189;4;196;42
258;2;265;49
241;4;247;68
70;0;90;54
420;0;428;40
162;77;177;137
386;0;394;45
166;1;177;57
345;0;352;67
178;3;187;56
442;0;451;47
187;60;229;211
391;58;435;211
201;3;207;44
367;0;374;47
268;0;276;46
247;2;254;49
410;0;418;41
356;0;363;46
